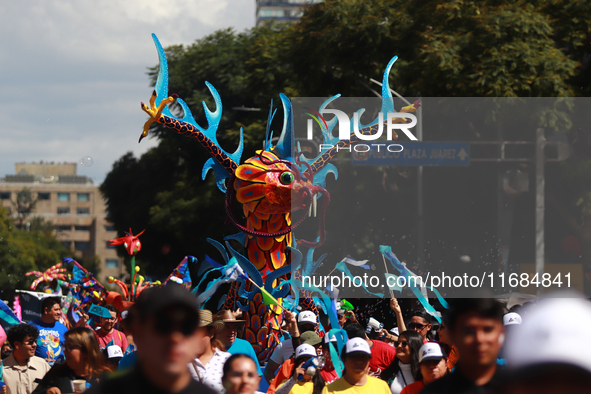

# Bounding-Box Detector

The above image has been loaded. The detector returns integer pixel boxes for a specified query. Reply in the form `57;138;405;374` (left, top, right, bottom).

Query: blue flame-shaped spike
380;56;398;116
151;34;243;193
264;100;277;151
272;94;294;161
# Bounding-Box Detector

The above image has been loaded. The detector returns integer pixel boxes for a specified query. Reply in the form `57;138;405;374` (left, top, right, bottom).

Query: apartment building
0;162;124;283
256;0;323;27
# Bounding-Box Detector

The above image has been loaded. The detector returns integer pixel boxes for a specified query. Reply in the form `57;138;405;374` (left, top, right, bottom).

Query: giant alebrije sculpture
139;34;419;363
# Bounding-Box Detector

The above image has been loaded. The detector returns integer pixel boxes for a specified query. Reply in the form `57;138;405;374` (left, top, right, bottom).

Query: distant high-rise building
0;162;124;283
256;0;323;27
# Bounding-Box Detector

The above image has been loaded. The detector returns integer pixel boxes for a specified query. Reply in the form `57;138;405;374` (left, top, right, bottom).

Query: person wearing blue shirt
29;297;68;367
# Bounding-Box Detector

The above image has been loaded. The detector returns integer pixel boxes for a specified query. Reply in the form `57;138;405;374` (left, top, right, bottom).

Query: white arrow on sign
458;148;469;161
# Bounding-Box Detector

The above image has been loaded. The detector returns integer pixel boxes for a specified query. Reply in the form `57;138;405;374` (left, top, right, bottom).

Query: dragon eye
279;171;294;185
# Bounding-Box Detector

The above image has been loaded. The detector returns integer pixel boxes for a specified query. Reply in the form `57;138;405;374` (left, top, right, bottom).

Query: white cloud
0;0;254;183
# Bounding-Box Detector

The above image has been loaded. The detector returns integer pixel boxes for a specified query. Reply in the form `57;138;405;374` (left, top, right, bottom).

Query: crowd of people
1;285;590;394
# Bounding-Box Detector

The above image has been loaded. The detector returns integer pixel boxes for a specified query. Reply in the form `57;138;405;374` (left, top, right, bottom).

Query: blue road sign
351;142;470;166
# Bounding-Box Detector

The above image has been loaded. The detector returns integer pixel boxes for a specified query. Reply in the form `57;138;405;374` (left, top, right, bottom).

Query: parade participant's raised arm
389;299;406;334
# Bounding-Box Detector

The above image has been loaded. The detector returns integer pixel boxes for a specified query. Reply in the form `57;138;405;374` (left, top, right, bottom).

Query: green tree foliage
101;0;591;277
0;207;71;300
11;188;38;230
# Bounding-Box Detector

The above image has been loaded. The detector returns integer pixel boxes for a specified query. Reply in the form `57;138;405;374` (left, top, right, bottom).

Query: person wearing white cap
399;343;448;394
264;310;318;384
502;312;522;326
275;344;326;394
502;296;591;394
321;338;390;394
268;332;324;394
497;312;522;363
102;344;124;371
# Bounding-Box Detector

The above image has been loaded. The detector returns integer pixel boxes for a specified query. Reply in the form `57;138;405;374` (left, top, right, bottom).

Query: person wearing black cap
86;285;218;394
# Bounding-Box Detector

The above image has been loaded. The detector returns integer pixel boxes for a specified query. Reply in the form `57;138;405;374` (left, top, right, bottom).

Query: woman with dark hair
32;327;111;394
380;331;422;394
400;343;448;394
407;312;433;342
276;344;326;394
222;354;261;394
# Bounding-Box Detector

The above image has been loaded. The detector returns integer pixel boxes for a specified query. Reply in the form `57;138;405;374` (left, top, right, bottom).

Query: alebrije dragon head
108;228;145;256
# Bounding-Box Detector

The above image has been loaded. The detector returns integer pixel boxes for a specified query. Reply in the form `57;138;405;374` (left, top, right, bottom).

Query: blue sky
0;1;255;183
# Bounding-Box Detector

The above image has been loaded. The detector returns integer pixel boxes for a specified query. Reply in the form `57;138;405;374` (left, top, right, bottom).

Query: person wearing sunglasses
406;313;432;343
4;324;50;394
380;331;422;394
222;354;262;394
32;327;110;394
85;285;218;394
189;310;229;392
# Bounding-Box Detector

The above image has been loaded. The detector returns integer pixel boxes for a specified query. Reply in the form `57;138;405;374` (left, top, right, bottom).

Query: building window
57;207;70;215
75;225;91;231
74;241;90;251
57;193;70;201
106;241;116;249
61;241;72;249
77;193;90;202
0;192;10;200
56;225;71;231
105;225;116;232
259;9;285;17
76;208;90;215
38;192;51;200
105;259;119;268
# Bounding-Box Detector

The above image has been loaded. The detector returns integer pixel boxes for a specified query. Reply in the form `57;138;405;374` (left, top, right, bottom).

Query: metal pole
417;102;424;267
535;128;545;295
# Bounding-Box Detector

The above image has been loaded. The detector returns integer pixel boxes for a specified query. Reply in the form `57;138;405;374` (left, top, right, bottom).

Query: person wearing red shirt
78;304;128;351
400;342;448;394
